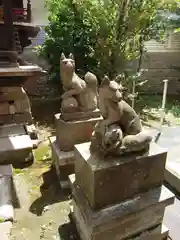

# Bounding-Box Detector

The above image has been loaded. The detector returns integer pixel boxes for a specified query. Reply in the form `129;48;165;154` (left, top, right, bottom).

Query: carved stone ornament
60;53;99;117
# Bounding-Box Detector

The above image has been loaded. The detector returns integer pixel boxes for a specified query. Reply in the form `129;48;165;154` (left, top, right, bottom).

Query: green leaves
39;0;176;83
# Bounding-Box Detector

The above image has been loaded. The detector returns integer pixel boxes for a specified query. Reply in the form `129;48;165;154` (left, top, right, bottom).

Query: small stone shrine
50;53;102;188
69;76;175;239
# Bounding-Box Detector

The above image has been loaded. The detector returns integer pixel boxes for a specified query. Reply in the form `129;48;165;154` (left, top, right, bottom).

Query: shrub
38;0;175;85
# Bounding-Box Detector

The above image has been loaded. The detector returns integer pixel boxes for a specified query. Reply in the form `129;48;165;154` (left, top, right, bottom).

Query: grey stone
0;222;12;240
0;135;32;164
0;176;14;222
55;113;102;151
75;142;167;209
69;176;174;240
50;136;74;187
0;124;26;137
128;225;169;240
0;112;33;125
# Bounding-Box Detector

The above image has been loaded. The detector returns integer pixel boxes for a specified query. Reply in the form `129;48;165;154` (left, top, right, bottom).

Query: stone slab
55;113;102;151
0;176;14;222
61;108;101;121
0;165;13;177
0;112;33;125
70;180;173;239
164;197;180;240
0;135;32;164
0;222;12;240
0;124;26;138
70;174;174;225
75;142;167;209
128;225;169;240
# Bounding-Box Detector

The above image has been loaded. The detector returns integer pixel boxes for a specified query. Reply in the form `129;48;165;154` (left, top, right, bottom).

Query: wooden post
2;0;14;51
27;0;32;22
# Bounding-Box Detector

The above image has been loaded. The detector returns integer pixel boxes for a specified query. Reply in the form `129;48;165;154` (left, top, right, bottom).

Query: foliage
38;0;175;84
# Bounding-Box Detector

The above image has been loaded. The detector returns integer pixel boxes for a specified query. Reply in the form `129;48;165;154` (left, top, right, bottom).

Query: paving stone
0;221;12;240
0;176;14;222
55;113;102;151
75;142;167;209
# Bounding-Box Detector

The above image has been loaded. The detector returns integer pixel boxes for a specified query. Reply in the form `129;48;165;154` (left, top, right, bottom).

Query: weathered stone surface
0;124;26;138
0;112;33;125
61;109;101;121
70;176;174;240
75;142;167;209
0;165;13;177
0;135;32;164
128;225;169;240
0;222;12;240
50;136;74;187
55;113;102;151
0;176;14;222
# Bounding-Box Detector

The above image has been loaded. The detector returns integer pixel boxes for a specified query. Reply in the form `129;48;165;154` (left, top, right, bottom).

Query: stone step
69;176;174;240
0;135;32;164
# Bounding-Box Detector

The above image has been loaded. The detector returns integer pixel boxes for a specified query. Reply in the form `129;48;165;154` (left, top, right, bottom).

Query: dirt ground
10;99;79;240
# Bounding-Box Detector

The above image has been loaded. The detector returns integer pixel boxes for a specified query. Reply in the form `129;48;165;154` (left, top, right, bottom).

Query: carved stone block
69;175;174;240
55;113;102;151
75;142;167;209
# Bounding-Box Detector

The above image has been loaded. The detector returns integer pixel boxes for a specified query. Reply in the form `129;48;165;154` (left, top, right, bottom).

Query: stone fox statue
60;53;98;113
91;76;152;156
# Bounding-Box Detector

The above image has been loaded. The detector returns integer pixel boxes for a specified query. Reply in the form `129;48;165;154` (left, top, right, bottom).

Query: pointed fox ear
101;75;110;87
60;53;66;60
69;53;74;60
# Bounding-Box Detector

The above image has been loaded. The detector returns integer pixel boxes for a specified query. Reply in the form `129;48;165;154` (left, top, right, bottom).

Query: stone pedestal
0;124;33;165
70;142;175;240
50;113;102;188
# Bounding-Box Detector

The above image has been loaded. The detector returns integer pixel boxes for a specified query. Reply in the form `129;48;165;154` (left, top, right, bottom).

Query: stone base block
75;142;167;209
69;175;174;240
0;135;33;164
0;222;12;240
55;113;102;151
50;136;75;188
61;108;101;121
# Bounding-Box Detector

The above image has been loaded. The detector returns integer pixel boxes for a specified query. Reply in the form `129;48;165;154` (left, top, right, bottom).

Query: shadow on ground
29;166;71;216
58;214;80;240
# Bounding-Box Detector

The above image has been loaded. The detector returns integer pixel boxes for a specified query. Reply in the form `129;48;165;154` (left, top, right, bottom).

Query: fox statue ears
101;75;110;87
69;53;74;60
60;53;74;60
60;53;66;61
